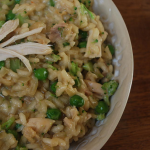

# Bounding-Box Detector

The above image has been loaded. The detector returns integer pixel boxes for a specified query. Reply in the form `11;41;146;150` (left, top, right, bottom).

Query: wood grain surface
101;0;150;150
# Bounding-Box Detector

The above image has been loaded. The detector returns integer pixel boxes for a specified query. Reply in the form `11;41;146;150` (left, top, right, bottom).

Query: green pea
108;44;115;56
0;21;5;28
50;81;58;93
34;68;48;80
7;129;19;140
70;95;84;107
46;108;61;120
6;10;16;21
95;101;109;114
15;0;21;4
78;41;87;48
0;61;5;69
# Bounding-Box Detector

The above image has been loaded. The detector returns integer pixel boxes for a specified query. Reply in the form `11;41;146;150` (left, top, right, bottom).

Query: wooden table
101;0;150;149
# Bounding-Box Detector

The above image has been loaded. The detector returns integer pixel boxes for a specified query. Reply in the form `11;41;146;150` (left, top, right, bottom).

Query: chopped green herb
63;42;70;47
50;93;58;98
101;32;104;34
79;30;88;39
78;41;87;48
58;27;64;37
93;39;98;43
0;61;5;69
74;7;77;10
82;110;86;113
41;133;44;135
74;77;81;87
15;14;29;25
107;44;115;56
6;10;16;21
7;130;19;140
49;0;55;7
69;17;73;21
0;21;5;28
22;83;24;86
83;62;93;72
32;109;36;112
15;123;22;129
19;97;23;100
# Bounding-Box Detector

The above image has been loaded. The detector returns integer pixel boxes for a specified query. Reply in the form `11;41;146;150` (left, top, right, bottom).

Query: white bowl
70;0;134;149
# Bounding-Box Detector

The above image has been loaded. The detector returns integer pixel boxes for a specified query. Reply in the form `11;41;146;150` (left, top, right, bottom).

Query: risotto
0;0;118;150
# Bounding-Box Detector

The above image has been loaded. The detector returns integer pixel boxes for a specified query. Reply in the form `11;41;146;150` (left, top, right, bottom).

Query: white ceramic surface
70;0;133;149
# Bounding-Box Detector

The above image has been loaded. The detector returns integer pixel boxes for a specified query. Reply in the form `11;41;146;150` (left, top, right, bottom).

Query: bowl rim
98;0;134;149
71;0;134;149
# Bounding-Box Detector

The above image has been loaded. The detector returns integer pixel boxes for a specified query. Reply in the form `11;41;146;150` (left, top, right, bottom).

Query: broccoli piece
83;61;93;72
15;123;22;130
70;62;78;76
63;42;70;47
15;146;28;150
102;80;119;106
79;0;92;9
10;58;24;72
48;64;58;70
96;114;105;121
7;129;19;140
15;14;29;25
80;3;95;19
6;10;16;21
49;0;55;7
74;77;81;87
1;117;15;130
0;21;5;28
51;54;61;62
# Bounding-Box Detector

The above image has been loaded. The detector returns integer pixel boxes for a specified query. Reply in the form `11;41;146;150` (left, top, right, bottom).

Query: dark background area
101;0;150;150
